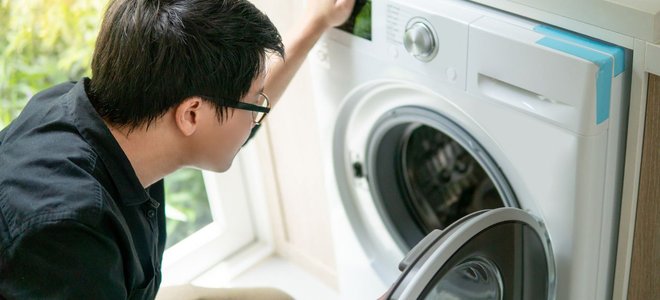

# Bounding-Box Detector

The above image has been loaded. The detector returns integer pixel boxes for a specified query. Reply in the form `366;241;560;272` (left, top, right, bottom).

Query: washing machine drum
366;107;517;249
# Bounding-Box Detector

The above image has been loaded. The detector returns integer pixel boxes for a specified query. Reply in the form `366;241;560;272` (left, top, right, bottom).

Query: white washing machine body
310;0;629;299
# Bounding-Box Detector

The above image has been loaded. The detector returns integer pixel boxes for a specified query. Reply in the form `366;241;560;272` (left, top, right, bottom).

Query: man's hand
305;0;356;30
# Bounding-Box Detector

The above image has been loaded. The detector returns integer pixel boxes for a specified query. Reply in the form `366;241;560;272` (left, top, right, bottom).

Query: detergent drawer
466;16;625;135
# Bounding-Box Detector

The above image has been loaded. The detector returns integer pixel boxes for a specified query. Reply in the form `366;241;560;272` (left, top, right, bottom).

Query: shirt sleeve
0;220;127;299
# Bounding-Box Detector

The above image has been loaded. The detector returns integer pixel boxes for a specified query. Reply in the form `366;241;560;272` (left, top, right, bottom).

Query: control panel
324;0;484;90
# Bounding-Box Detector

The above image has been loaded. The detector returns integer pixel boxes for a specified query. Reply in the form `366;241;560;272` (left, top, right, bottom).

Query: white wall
249;0;338;288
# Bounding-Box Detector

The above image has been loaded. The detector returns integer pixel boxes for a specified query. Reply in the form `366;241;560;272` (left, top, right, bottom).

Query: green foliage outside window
163;168;213;248
0;0;104;127
0;0;212;248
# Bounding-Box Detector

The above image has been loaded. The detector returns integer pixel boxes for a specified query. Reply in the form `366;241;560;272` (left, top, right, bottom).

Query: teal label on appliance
534;25;626;124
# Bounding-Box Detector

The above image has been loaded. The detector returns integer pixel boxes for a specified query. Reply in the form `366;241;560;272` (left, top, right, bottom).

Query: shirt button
147;210;156;218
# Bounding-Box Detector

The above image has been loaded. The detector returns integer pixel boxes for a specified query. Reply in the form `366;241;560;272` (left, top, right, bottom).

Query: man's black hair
89;0;284;129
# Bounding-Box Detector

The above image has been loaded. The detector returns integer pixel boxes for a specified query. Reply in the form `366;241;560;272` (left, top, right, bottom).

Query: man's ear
174;97;203;136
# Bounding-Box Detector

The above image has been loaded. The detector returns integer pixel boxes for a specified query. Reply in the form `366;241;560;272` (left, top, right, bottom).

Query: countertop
468;0;660;74
469;0;659;43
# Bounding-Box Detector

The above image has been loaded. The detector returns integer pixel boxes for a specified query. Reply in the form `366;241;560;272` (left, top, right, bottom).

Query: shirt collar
67;78;151;206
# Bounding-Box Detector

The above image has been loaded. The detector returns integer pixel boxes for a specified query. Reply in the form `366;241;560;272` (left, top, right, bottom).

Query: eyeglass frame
200;92;271;125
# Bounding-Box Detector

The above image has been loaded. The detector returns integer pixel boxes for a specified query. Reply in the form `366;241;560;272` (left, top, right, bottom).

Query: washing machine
310;0;629;299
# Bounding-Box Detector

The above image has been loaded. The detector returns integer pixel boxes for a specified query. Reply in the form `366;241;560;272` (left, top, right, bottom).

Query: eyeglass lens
253;93;269;123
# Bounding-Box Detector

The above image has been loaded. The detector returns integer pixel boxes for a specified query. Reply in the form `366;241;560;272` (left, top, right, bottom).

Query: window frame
161;142;269;285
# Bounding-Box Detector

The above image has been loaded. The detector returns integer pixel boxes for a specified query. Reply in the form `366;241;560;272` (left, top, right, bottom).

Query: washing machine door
385;207;555;300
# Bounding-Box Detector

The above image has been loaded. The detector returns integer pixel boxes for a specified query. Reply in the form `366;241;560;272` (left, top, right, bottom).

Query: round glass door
366;107;517;249
401;124;504;232
387;208;555;300
423;257;503;299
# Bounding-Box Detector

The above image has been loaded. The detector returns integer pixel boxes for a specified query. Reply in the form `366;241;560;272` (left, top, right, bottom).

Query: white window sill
161;242;339;300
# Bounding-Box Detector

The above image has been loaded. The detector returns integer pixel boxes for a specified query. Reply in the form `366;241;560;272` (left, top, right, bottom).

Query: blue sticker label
534;25;625;76
534;25;626;124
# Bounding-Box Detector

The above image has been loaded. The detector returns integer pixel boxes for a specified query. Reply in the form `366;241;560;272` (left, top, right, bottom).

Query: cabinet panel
628;73;660;299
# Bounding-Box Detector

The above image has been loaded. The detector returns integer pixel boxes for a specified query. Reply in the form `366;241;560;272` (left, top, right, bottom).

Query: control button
317;49;328;63
404;21;436;61
446;68;457;82
389;46;399;58
314;42;331;69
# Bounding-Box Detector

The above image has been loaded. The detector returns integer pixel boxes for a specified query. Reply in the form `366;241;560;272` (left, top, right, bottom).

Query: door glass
401;124;505;232
423;257;503;300
418;222;549;299
370;116;511;249
164;168;213;248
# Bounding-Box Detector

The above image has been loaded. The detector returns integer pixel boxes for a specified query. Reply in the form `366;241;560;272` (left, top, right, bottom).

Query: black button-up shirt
0;79;166;299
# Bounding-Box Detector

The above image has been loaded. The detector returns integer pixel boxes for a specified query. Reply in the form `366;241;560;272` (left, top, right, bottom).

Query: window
164;169;214;249
0;0;104;128
161;148;259;284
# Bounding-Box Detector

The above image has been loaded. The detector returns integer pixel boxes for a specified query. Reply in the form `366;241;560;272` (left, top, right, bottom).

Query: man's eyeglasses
204;92;271;125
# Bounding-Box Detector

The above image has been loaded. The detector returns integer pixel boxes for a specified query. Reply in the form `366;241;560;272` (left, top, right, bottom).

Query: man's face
191;72;267;172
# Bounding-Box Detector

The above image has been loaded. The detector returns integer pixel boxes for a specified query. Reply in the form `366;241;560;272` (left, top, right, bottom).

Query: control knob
403;22;436;61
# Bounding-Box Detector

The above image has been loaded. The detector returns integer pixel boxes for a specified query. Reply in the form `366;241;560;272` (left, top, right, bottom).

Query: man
0;0;354;299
